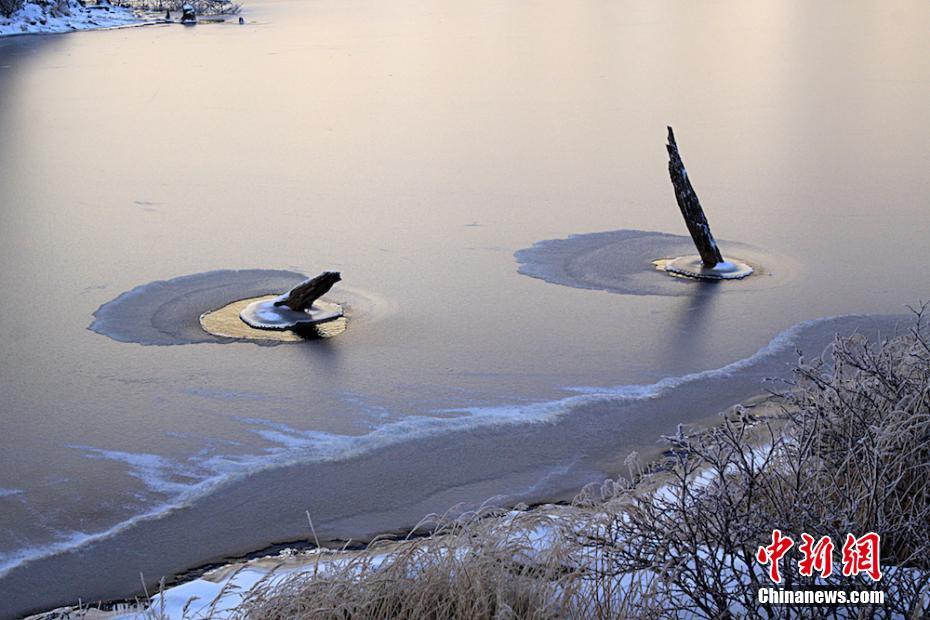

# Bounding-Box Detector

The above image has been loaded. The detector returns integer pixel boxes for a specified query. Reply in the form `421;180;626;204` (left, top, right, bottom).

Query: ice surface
0;312;904;597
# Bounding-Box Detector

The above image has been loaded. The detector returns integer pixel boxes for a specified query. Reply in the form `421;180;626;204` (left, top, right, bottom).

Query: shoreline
42;310;927;618
0;1;241;38
0;1;143;37
27;392;788;619
3;312;902;619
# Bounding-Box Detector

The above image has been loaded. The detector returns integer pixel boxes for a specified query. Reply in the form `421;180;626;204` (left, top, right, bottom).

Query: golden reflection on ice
199;295;346;342
654;257;755;281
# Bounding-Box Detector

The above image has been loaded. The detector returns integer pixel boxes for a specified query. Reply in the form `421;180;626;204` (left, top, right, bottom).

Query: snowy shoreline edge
1;0;242;38
0;1;145;37
28;393;785;619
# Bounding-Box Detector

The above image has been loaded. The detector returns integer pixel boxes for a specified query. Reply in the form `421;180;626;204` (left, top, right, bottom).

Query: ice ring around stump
200;296;346;342
200;271;346;342
239;296;343;330
656;256;754;281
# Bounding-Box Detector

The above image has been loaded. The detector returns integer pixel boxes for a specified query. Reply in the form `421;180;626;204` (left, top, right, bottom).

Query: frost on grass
128;307;930;619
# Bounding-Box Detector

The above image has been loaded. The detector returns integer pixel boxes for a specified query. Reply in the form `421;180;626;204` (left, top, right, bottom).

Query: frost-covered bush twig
577;305;930;618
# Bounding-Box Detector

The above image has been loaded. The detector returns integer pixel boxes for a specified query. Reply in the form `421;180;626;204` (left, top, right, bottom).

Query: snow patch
1;0;142;37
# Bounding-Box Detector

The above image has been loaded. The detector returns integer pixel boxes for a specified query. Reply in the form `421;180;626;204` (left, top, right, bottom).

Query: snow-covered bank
0;0;142;36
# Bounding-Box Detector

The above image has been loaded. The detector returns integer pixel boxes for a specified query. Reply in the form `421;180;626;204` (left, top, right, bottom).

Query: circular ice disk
89;269;309;345
515;230;791;297
90;270;368;345
239;297;343;330
200;296;346;342
658;255;754;280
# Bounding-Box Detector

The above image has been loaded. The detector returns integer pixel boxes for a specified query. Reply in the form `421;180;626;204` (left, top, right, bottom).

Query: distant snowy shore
0;0;141;36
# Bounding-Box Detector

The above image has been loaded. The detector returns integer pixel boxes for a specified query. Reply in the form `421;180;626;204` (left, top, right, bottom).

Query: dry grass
222;503;658;620
239;510;574;619
135;308;930;619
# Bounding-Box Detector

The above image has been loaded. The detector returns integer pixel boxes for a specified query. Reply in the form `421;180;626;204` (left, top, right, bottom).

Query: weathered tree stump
666;126;723;267
274;271;341;311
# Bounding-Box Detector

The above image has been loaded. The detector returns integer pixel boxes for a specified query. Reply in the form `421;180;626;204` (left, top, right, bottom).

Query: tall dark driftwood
275;271;341;311
666;126;724;267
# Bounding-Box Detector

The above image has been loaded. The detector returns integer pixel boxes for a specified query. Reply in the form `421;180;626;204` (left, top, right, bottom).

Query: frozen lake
1;0;929;615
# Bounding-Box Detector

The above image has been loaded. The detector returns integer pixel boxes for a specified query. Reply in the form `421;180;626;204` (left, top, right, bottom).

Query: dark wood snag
666;126;724;267
275;271;341;311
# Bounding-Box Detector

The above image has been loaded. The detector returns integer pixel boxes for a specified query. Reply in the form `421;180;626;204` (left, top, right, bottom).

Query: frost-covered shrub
0;0;25;18
579;306;930;618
